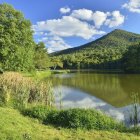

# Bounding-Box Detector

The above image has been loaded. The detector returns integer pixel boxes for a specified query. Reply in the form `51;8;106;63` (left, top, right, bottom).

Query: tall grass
129;93;140;127
0;72;54;109
127;93;140;135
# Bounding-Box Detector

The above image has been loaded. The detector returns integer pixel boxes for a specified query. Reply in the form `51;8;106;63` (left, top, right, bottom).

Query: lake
48;71;140;124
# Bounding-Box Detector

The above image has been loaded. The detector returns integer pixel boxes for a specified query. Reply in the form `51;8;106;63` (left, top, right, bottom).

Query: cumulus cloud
122;0;140;13
47;36;71;53
37;35;71;53
70;9;124;28
71;9;93;21
60;7;71;14
105;11;125;28
71;9;109;28
33;8;125;52
92;11;110;28
33;9;125;40
33;16;105;40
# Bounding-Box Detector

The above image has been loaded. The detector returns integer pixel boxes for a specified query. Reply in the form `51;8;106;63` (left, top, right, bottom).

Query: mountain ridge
51;29;140;69
52;29;140;56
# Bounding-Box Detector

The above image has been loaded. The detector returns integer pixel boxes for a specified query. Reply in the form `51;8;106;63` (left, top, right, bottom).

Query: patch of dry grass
0;72;54;109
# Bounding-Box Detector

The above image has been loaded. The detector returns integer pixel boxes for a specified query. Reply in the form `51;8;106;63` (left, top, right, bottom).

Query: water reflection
50;72;140;107
54;86;134;123
48;72;140;123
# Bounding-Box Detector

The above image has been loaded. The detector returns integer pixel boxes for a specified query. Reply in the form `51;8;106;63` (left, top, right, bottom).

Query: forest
51;29;140;72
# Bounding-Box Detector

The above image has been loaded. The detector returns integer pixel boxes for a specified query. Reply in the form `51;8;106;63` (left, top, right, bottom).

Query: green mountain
51;29;140;69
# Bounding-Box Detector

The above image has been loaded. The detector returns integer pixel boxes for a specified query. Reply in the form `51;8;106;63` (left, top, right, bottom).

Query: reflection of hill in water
49;73;140;108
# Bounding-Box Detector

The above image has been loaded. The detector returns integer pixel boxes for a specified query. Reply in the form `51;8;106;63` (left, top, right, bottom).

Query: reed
0;72;54;109
129;93;140;127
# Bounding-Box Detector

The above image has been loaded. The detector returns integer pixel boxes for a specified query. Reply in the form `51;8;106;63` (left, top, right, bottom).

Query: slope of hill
51;29;140;69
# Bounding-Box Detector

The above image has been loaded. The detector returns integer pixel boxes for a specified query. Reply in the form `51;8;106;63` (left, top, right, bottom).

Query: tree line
51;44;140;73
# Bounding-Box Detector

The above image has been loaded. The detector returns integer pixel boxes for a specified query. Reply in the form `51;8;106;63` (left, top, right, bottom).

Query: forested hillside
51;29;140;70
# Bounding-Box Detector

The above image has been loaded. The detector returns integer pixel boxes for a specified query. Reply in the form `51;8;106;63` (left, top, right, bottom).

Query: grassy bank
21;70;52;79
21;69;70;80
0;107;140;140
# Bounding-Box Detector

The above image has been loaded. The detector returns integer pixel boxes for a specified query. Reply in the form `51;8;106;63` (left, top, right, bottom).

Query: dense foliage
0;4;50;72
0;4;35;71
51;30;140;70
123;43;140;73
23;105;53;121
34;42;50;70
23;106;124;131
46;109;124;130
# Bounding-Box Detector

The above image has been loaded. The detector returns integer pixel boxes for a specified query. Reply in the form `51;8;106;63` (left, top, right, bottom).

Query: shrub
44;108;125;131
22;107;125;131
22;105;54;121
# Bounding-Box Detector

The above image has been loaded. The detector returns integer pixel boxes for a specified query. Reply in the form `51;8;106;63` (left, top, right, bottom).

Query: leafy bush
22;105;54;121
44;108;124;131
22;107;125;131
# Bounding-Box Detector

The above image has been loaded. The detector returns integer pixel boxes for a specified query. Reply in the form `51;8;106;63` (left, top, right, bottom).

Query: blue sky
0;0;140;52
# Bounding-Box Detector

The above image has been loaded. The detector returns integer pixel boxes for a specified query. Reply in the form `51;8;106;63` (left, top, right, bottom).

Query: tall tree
34;42;50;70
0;3;35;71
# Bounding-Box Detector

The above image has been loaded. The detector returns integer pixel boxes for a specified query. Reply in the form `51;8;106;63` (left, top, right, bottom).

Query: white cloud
33;8;125;52
33;16;105;40
105;11;125;28
60;7;71;14
71;9;93;21
33;9;125;40
92;11;110;28
46;36;71;53
122;0;140;13
71;9;109;28
70;9;124;28
37;35;71;53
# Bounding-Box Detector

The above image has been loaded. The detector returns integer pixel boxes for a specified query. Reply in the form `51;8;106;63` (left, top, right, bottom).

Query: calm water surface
48;71;140;123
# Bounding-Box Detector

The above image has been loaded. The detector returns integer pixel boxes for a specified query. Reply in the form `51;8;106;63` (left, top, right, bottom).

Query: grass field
0;107;140;140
